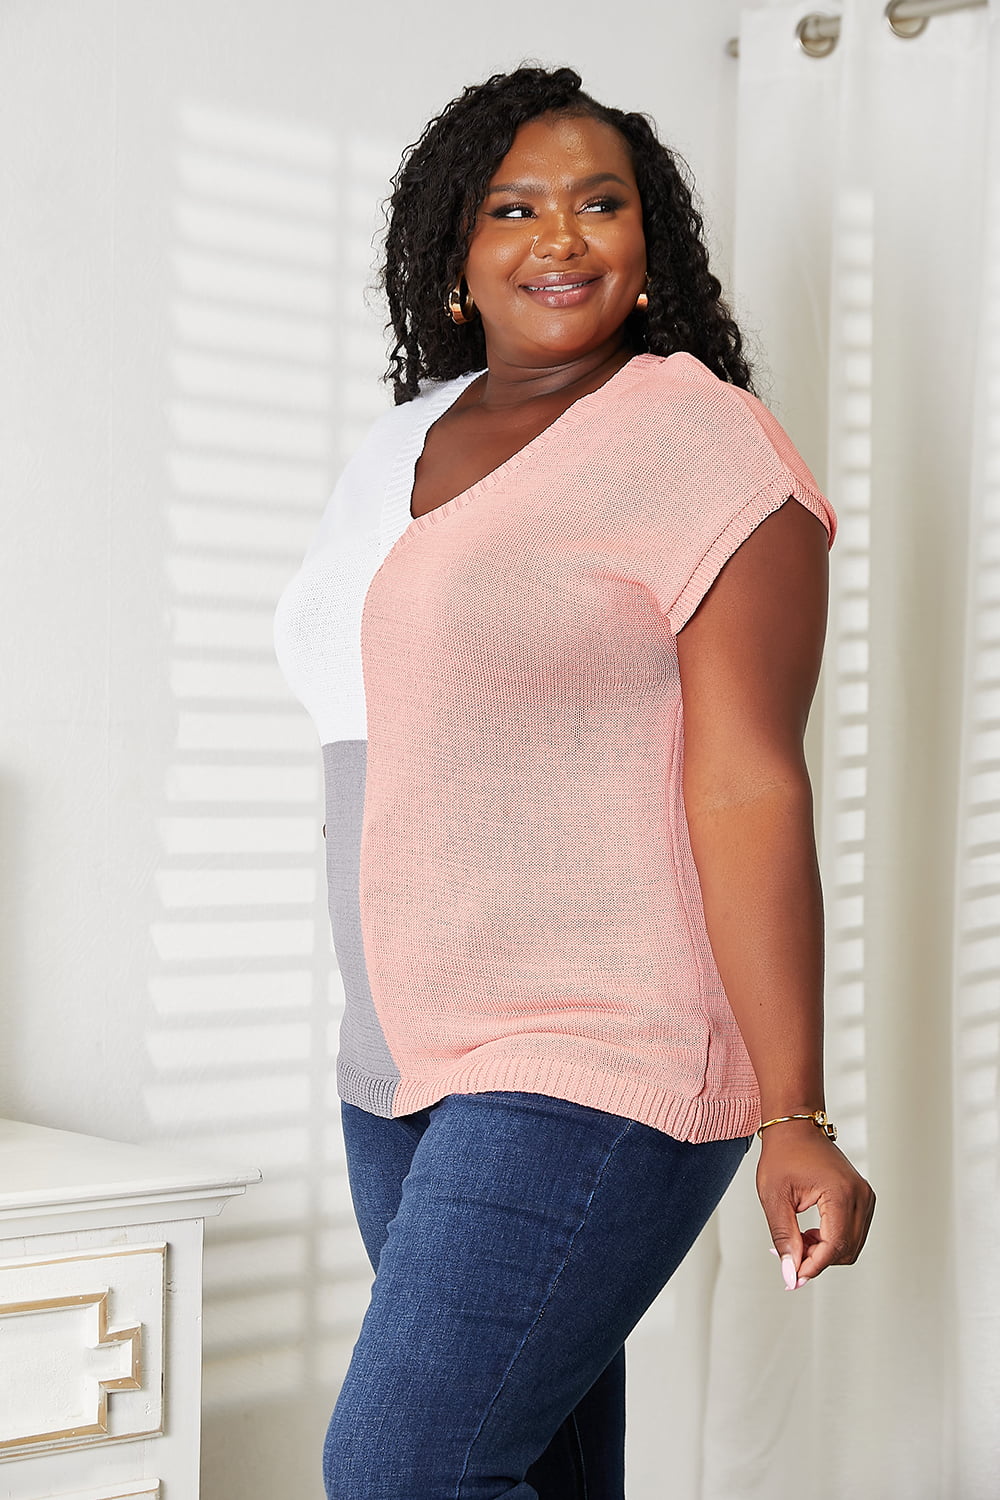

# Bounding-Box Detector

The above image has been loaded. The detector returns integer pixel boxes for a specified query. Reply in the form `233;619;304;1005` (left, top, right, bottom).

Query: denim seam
453;1116;636;1500
568;1407;589;1500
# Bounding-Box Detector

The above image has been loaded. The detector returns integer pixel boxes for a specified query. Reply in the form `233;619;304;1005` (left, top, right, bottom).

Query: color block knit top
273;351;837;1142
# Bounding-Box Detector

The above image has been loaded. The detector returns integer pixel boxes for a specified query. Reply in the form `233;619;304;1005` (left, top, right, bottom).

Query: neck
473;335;634;410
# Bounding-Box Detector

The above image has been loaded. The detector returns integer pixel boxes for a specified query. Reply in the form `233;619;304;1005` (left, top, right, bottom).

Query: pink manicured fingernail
769;1247;779;1257
781;1254;797;1290
796;1276;809;1288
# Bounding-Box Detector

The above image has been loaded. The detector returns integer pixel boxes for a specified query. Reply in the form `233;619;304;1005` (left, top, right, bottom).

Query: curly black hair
379;64;755;403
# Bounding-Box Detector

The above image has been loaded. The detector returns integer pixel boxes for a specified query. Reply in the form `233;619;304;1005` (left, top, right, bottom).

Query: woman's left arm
675;495;875;1287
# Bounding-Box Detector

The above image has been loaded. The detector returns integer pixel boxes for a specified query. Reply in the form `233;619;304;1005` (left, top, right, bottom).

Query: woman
274;63;875;1500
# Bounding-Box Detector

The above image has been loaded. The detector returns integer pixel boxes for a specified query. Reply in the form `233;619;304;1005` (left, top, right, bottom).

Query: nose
531;208;587;259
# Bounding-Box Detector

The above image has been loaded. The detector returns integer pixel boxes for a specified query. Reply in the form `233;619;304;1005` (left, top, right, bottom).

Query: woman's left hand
756;1125;876;1288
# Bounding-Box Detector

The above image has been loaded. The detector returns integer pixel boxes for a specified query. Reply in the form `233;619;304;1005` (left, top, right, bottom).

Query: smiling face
461;112;648;370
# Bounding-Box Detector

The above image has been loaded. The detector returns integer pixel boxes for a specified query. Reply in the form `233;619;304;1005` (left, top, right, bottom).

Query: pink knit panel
357;354;836;1141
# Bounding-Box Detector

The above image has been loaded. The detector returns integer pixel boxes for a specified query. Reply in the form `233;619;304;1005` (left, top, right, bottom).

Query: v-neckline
379;352;659;555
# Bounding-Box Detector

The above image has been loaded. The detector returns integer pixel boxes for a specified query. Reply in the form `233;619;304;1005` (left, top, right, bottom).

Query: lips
520;273;599;291
518;273;602;309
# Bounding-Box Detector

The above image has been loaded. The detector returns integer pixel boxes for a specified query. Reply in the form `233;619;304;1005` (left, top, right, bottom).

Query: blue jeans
324;1090;752;1499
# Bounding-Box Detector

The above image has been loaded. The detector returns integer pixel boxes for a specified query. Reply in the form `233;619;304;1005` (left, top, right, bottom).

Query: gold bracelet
757;1109;837;1141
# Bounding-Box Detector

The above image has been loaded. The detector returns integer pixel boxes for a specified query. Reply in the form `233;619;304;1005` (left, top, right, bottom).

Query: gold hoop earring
447;280;476;325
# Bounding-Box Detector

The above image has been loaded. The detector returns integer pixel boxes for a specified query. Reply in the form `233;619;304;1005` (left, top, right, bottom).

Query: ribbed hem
336;1056;399;1117
381;1053;759;1143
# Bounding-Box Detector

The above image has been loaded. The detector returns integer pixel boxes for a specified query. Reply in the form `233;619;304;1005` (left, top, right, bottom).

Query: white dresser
0;1118;260;1500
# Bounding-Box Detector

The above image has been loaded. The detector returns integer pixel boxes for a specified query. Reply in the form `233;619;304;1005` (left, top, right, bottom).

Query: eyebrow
485;172;632;196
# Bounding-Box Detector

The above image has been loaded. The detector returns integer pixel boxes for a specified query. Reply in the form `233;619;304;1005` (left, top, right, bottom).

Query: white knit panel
272;374;479;743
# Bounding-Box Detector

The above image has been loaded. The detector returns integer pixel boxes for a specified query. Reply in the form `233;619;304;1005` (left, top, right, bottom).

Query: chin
522;318;614;352
533;333;618;361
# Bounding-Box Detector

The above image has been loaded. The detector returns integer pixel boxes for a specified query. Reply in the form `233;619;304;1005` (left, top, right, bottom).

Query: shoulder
620;351;764;431
354;372;474;451
621;352;828;509
298;372;481;562
339;368;480;454
603;352;758;458
328;369;482;487
379;370;484;428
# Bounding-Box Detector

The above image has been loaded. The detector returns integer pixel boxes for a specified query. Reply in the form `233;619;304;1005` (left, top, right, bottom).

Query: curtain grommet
884;2;930;41
796;13;840;59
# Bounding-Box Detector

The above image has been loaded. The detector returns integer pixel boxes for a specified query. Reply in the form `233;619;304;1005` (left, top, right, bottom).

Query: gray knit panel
322;739;399;1115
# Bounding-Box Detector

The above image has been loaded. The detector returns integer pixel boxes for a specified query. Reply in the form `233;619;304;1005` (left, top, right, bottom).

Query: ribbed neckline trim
378;367;484;553
379;351;689;553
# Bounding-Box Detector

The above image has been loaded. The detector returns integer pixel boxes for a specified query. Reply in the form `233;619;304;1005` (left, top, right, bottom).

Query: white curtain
632;4;998;1496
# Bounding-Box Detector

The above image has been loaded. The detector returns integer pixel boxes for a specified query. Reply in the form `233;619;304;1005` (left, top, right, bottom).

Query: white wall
0;3;743;1495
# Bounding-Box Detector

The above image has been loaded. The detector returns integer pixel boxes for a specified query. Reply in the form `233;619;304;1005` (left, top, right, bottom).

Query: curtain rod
725;0;987;60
